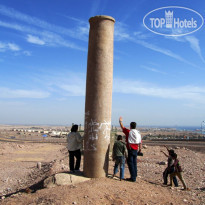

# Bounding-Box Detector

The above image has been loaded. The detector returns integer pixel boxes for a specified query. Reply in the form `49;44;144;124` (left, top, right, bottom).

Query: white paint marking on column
85;119;111;151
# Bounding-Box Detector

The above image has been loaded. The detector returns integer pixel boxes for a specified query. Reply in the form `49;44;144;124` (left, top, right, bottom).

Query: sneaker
126;178;136;182
112;174;116;178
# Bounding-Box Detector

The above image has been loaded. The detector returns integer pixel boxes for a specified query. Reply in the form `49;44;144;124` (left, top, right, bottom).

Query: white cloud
166;35;205;64
34;69;205;103
0;4;87;41
30;69;205;103
185;36;205;63
114;22;130;41
113;78;205;103
62;15;89;38
0;20;86;51
32;71;86;97
50;75;85;96
133;31;150;39
0;42;6;51
114;21;201;69
58;84;85;96
132;38;201;69
0;87;50;99
27;34;45;45
77;25;89;36
0;41;21;52
141;65;166;74
8;43;20;51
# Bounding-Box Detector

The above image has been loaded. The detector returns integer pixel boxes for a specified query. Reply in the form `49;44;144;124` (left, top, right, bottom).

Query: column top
89;15;115;23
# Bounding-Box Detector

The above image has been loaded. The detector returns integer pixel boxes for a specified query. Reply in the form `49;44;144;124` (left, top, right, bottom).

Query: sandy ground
0;141;204;205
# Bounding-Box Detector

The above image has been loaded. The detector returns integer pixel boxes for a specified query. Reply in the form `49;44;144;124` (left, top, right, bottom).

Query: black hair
71;124;78;132
171;152;177;159
130;122;137;129
169;149;175;154
117;135;122;141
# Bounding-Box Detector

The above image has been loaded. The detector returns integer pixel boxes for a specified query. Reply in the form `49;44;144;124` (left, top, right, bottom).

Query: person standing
119;116;142;182
67;124;83;172
112;135;128;180
170;153;188;190
161;145;178;187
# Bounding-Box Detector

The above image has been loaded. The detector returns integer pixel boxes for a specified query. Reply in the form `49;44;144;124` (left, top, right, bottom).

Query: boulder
44;173;90;188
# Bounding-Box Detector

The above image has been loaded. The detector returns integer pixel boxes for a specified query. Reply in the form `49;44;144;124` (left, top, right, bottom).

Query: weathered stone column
83;15;115;178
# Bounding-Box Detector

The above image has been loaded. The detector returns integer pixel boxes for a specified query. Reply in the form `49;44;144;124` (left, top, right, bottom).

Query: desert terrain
0;126;204;205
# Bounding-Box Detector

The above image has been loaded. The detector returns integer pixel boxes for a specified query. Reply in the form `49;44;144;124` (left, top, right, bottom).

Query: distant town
0;124;204;142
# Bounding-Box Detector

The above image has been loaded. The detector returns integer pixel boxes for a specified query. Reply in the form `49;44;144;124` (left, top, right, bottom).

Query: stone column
83;15;115;178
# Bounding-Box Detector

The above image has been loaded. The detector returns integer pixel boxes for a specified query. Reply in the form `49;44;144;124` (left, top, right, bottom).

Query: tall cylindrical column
83;15;115;178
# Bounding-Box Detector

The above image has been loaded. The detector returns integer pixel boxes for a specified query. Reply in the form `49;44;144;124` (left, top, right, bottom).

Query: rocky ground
0;141;204;205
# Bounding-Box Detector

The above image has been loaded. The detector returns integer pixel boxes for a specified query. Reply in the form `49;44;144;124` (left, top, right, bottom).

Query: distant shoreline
0;124;202;130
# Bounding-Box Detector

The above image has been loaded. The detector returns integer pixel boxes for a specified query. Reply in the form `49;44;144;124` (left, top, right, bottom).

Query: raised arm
161;150;169;157
119;116;124;130
164;145;169;152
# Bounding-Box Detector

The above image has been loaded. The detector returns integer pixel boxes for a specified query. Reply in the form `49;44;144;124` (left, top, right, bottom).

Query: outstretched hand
119;116;124;130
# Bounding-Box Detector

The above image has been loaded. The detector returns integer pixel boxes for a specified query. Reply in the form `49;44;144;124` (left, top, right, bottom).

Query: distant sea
174;126;201;131
139;125;201;131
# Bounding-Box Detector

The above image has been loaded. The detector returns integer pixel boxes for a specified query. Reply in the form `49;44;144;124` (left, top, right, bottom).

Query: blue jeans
113;156;125;180
127;149;138;181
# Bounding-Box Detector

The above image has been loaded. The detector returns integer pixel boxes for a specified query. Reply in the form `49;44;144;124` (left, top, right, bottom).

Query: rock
44;176;56;188
143;145;148;149
37;162;42;170
44;173;90;188
57;173;90;185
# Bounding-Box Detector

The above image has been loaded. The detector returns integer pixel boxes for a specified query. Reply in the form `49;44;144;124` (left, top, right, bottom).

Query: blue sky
0;0;204;126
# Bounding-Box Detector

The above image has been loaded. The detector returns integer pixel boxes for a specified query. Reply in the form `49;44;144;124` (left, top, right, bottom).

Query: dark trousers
163;167;178;186
127;149;138;181
69;149;81;171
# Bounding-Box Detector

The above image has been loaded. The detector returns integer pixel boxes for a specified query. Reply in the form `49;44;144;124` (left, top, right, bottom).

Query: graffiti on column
84;111;111;151
99;121;111;141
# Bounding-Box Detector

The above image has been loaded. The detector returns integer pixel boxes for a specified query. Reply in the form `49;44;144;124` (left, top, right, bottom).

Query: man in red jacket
119;116;142;182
